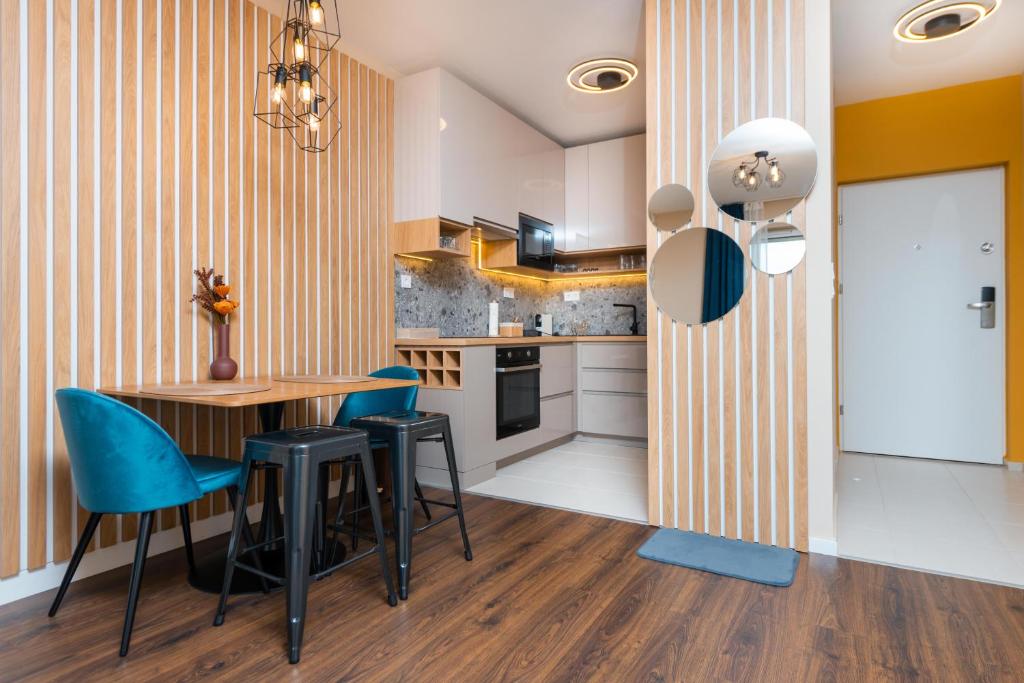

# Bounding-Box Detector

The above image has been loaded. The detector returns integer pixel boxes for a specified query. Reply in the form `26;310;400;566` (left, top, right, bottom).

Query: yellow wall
835;75;1024;463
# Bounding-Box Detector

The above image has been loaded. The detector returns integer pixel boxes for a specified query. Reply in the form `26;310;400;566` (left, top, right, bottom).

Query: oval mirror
750;222;806;275
649;228;746;325
648;183;695;231
708;117;817;223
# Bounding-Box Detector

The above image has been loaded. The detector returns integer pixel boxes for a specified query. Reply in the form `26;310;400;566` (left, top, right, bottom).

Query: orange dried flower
214;284;231;297
213;300;235;316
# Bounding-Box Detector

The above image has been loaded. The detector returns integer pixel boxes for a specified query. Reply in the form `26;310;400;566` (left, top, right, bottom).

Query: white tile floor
467;437;649;524
838;452;1024;587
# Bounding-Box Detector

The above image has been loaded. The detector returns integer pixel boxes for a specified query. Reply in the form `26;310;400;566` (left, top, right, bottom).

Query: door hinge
838;283;844;295
839;404;845;416
838;214;843;226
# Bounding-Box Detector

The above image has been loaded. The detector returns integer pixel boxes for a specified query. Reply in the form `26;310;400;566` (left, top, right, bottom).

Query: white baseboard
0;480;343;607
808;537;838;556
1007;461;1023;472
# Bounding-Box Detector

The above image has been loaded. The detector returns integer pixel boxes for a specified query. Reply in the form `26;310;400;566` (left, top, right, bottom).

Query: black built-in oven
517;214;555;271
495;346;541;440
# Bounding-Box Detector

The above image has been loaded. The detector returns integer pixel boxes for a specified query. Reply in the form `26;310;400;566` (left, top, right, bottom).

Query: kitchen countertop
395;336;646;347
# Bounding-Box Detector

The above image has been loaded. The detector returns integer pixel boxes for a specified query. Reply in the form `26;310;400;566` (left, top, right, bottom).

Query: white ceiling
252;0;646;147
833;0;1024;105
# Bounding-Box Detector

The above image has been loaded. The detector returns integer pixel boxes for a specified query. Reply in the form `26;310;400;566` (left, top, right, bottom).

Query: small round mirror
708;117;817;223
750;222;806;275
648;183;695;231
649;228;746;325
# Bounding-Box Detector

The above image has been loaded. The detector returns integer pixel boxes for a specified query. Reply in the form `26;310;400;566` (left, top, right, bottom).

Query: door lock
967;286;996;329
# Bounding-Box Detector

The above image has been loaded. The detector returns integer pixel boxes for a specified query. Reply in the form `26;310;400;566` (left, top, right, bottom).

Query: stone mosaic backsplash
394;255;647;337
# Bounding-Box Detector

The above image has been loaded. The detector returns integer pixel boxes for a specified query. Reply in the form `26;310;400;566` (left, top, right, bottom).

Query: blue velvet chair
52;388;253;657
332;366;431;546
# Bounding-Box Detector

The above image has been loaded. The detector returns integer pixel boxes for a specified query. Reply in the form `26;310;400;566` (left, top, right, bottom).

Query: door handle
968;287;996;329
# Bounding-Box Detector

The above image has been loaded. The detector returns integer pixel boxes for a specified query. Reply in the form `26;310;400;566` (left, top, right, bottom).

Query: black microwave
517;214;555;271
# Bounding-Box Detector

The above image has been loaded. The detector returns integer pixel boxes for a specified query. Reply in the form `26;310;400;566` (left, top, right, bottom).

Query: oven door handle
495;364;542;373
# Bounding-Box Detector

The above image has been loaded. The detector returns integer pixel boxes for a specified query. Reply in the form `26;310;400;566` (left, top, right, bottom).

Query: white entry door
840;168;1005;464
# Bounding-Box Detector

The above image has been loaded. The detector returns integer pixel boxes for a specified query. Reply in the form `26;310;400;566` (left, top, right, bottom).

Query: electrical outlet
564;290;580;302
400;274;412;289
503;287;515;299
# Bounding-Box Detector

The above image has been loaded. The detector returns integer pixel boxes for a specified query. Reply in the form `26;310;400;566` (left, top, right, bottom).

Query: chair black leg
226;483;269;594
214;464;254;626
179;505;196;573
441;423;472;561
48;512;102;618
283;454;318;664
414;479;432;521
358;443;398;607
351;464;363;551
120;511;154;657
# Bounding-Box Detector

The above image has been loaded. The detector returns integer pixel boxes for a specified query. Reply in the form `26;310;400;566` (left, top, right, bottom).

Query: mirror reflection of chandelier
253;0;341;153
731;150;785;192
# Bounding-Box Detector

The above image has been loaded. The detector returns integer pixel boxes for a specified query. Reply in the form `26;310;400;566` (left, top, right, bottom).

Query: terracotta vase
210;323;238;381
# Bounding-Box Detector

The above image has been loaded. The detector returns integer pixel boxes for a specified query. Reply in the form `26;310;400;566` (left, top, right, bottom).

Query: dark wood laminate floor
1;491;1023;682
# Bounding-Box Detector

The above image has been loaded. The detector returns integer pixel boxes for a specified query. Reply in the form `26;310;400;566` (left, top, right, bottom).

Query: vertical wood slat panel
647;0;808;549
27;0;48;569
0;0;392;580
53;0;74;563
0;0;21;577
75;0;97;540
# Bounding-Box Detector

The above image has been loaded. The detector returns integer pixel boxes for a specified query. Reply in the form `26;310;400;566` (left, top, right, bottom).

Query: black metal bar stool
213;426;397;664
342;410;472;600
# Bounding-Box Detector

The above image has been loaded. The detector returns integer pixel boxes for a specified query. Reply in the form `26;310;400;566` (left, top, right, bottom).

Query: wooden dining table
99;376;419;594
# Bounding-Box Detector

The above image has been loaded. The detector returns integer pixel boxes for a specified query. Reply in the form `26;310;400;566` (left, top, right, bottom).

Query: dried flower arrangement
190;267;240;325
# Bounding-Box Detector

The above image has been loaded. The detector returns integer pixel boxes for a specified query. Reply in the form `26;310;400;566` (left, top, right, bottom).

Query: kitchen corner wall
394;249;648;337
0;0;392;587
645;0;811;551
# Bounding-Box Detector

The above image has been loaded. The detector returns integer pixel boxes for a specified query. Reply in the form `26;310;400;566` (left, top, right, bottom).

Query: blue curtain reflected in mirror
701;229;745;323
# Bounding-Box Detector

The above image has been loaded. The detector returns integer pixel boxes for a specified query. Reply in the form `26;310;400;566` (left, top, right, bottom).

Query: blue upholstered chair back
55;388;202;514
333;366;419;427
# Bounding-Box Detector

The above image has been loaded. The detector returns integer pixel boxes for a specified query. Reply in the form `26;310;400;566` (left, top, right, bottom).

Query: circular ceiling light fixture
567;58;638;94
894;0;1001;43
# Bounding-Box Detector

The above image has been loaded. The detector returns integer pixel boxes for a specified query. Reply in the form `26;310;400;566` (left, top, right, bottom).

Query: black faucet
613;304;639;336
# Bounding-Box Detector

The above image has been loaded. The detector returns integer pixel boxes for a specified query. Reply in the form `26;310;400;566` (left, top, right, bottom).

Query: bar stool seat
346;410;472;601
214;425;397;665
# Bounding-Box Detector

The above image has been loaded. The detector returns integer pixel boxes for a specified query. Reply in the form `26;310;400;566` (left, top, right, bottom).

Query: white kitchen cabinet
562;134;646;252
540;344;575;398
396;68;564;234
576;343;648;439
563;145;589;252
587;134;646;249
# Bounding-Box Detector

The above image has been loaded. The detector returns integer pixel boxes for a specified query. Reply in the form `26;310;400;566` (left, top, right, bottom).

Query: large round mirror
649;228;746;325
750;222;806;275
648;183;695;231
708;117;817;223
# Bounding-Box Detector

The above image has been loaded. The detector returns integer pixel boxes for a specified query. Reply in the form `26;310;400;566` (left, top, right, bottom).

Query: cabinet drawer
540;345;575;397
579;343;646;370
578;391;647;439
579;369;647;394
540;394;575;443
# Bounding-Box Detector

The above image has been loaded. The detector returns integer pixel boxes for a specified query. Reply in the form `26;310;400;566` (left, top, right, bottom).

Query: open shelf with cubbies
395;346;462;390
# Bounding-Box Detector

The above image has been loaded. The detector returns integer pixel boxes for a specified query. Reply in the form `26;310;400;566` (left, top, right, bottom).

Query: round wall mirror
749;222;806;275
648;183;695;231
708;117;817;223
649;228;746;325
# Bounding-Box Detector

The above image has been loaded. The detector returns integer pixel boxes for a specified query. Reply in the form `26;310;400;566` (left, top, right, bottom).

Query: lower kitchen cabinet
579;391;647;439
540;393;575;443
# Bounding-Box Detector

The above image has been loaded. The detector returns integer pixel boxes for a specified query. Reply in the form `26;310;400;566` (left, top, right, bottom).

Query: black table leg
257;402;285;545
389;431;417;600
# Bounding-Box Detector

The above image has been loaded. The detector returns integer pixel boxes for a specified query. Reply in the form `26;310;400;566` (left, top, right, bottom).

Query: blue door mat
637;528;799;586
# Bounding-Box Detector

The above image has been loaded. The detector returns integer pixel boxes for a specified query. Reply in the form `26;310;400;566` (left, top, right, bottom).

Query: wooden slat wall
0;0;393;577
646;0;808;551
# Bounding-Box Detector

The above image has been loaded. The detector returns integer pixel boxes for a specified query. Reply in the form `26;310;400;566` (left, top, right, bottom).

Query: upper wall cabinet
395;68;565;235
563;134;646;252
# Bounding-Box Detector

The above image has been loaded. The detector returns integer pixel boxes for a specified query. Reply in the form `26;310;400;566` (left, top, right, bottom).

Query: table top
98;376;419;408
